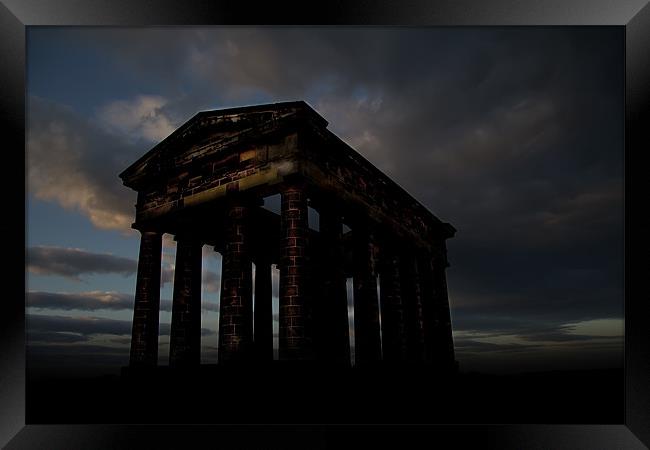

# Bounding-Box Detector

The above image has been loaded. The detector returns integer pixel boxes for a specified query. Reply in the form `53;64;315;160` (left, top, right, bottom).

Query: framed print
2;1;649;448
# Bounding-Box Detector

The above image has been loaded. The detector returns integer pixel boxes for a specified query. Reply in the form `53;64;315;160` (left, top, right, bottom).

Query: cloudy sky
26;27;623;375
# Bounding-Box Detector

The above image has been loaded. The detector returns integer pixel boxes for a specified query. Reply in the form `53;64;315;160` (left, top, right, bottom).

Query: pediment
119;101;326;188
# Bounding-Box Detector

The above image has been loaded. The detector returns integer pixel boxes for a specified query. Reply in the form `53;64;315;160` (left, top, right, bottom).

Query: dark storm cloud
26;244;212;310
108;336;132;345
161;267;175;286
27;314;154;337
26;314;216;341
452;312;622;344
453;339;623;374
27;291;134;311
27;246;137;279
28;28;623;358
520;332;620;343
203;270;221;293
27;291;220;313
27;344;131;372
454;340;543;354
27;331;90;344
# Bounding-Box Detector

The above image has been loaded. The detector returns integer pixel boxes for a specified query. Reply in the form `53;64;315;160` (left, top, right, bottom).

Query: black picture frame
2;1;649;448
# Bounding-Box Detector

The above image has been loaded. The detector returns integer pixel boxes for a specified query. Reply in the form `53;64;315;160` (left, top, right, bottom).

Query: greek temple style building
120;101;456;369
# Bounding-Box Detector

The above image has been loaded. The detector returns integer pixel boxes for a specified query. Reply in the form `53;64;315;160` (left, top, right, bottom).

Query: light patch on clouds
97;95;176;143
202;271;221;293
451;316;623;373
28;290;133;311
465;332;532;348
564;318;624;338
27;290;220;314
160;233;176;287
26;314;214;341
28;119;133;231
313;93;393;172
161;266;175;287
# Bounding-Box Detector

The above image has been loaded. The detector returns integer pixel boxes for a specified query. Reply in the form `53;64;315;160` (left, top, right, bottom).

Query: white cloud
27;96;138;232
97;95;176;143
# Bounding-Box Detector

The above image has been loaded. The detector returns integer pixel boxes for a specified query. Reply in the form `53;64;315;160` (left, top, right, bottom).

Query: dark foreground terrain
26;365;622;424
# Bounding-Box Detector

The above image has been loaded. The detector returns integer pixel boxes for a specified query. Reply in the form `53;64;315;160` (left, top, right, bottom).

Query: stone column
218;199;254;363
431;242;456;368
378;244;407;362
129;229;163;367
314;203;351;365
352;225;382;364
254;255;273;361
278;183;313;360
417;253;437;365
401;250;427;363
169;234;203;367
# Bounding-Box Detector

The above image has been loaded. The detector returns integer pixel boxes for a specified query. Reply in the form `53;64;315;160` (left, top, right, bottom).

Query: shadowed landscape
27;366;622;424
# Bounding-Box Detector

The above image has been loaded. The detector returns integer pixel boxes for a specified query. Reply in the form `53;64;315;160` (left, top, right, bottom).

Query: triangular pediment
119;101;326;187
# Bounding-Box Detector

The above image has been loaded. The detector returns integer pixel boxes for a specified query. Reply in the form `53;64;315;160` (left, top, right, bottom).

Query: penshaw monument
119;101;456;372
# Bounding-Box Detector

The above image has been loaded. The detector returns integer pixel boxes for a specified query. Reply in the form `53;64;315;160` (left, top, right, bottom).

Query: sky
25;27;624;376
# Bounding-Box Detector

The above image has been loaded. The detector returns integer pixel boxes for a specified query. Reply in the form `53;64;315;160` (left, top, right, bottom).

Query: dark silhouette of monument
119;101;456;371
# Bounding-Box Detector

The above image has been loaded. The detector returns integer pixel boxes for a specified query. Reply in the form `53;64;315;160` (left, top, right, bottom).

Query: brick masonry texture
130;230;163;367
218;202;254;362
279;185;314;360
169;236;203;366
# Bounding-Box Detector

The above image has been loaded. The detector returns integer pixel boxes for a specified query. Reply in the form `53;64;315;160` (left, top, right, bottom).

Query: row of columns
129;183;454;368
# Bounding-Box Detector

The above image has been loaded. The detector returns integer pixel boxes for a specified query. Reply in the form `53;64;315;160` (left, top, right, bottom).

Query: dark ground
26;364;623;424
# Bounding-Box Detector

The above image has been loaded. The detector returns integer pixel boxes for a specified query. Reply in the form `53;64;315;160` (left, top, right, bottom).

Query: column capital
306;191;338;214
172;232;202;244
376;232;405;254
349;214;379;234
439;222;457;239
280;173;309;189
430;247;450;268
132;220;165;235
